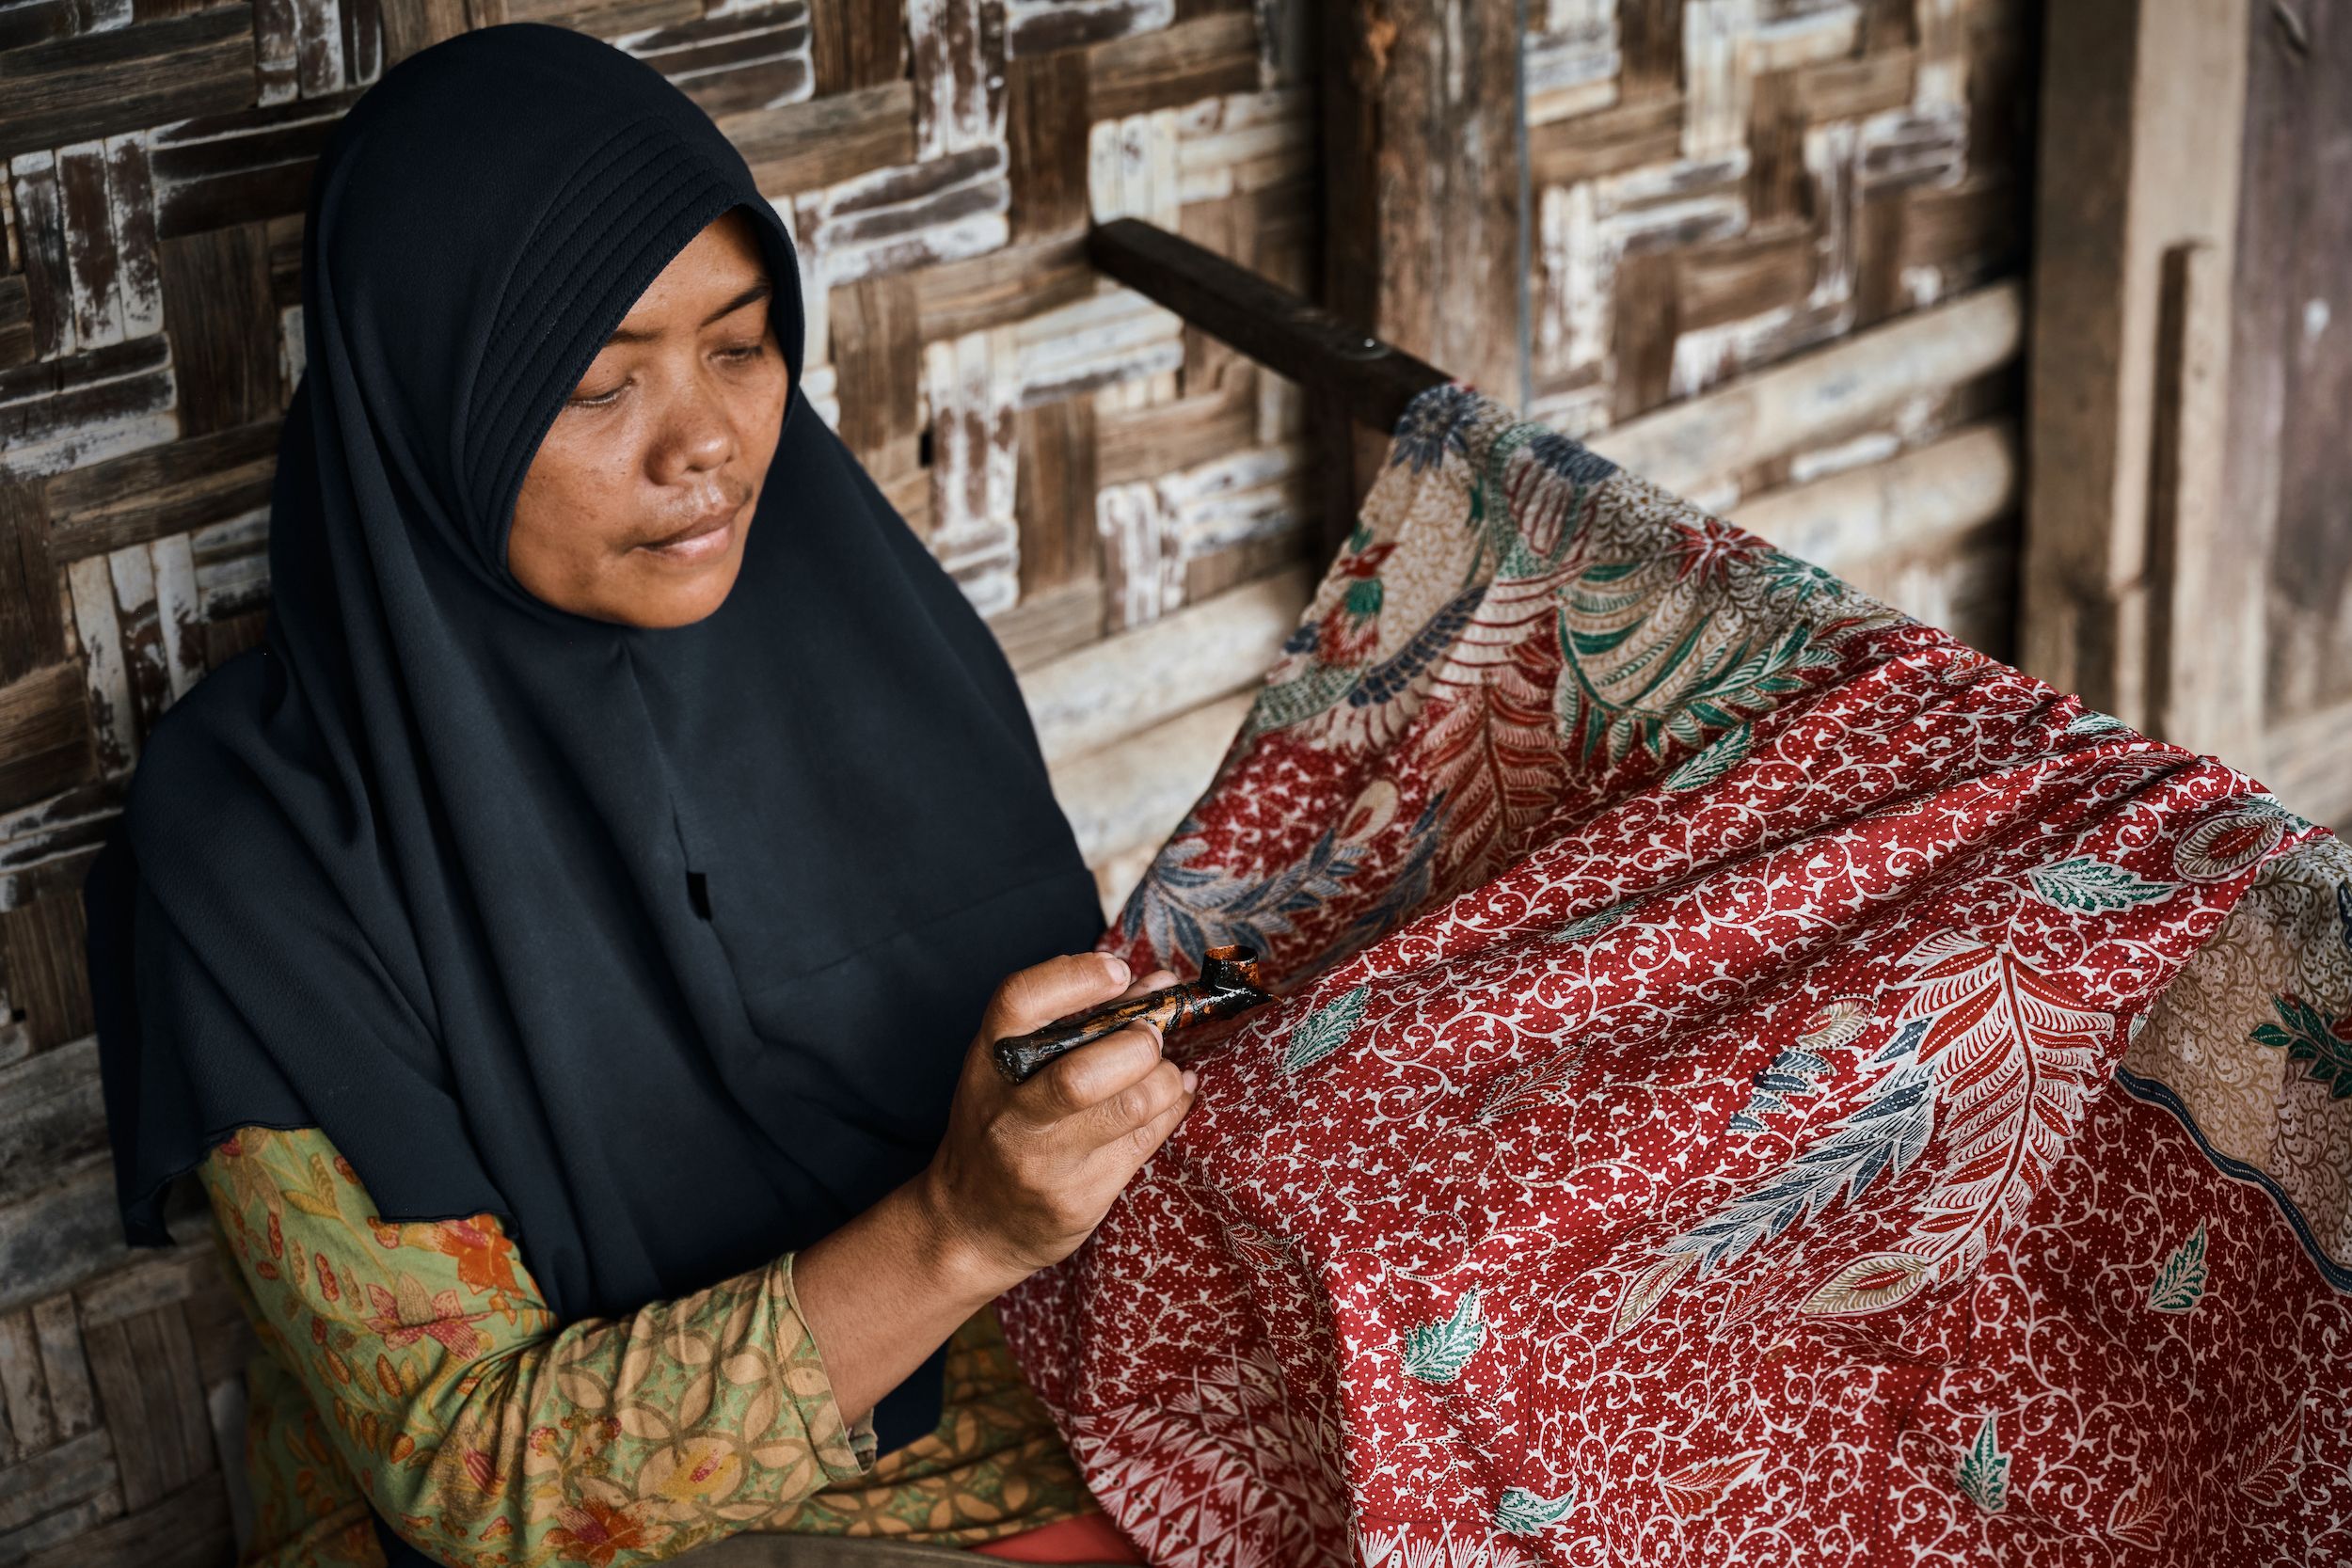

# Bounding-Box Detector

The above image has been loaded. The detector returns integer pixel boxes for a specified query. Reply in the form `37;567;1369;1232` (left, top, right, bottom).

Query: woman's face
508;206;789;627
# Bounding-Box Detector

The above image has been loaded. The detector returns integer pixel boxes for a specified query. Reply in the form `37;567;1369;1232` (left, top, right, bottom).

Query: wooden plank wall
1529;0;2035;666
1318;0;2036;665
2020;0;2348;835
2222;0;2352;830
0;4;2037;1566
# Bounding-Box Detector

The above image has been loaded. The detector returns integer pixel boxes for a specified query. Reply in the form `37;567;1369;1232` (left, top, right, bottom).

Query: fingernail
1101;953;1130;986
1181;1069;1199;1094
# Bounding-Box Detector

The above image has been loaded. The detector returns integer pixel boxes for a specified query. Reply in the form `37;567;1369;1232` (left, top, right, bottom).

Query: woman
81;22;1189;1568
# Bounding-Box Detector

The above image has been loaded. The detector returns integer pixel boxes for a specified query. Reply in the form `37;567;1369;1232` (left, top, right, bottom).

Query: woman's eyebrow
603;280;772;345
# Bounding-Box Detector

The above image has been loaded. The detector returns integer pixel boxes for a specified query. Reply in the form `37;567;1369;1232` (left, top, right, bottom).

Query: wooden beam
2261;695;2352;832
1314;0;1520;559
1726;420;2019;579
1084;218;1450;436
1019;561;1311;765
1587;281;2024;495
2019;0;2252;736
1050;689;1255;867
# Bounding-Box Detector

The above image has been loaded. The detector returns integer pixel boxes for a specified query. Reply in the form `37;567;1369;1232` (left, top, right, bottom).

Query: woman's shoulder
120;645;335;922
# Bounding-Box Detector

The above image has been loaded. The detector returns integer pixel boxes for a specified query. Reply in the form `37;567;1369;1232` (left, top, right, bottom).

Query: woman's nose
658;378;736;480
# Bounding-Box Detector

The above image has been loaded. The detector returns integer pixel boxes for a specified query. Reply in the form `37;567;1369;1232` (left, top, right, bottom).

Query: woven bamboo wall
0;4;2034;1565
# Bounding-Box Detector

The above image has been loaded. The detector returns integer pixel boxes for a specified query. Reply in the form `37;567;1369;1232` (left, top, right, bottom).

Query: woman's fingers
1113;966;1178;1003
982;951;1132;1039
1081;1057;1187;1149
1020;1018;1163;1122
1106;1069;1195;1167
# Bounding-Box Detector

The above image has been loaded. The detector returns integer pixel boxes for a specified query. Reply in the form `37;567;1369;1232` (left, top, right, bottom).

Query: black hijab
79;17;1104;1486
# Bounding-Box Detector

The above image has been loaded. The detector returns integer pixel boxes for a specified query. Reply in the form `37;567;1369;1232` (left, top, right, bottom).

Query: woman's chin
616;525;747;626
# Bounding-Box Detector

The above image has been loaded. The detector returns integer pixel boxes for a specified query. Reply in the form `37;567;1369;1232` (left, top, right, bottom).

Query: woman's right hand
914;951;1195;1295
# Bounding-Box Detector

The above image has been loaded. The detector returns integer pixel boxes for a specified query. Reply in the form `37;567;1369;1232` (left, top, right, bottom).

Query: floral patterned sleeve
197;1123;881;1566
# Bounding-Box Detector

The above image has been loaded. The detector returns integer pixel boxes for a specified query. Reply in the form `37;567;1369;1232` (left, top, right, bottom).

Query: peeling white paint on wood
254;0;301;106
801;364;840;429
1174;90;1310;203
1094;443;1306;628
1533;155;1747;393
292;0;347;99
909;0;1006;162
809;148;1011;287
278;302;306;392
9;151;74;360
1534;182;1605;383
55;142;129;353
1857;104;1968;192
1524;0;1618;126
1681;0;1758;161
1095;479;1183;629
1007;0;1172;57
1914;0;1970;112
1752;2;1858;71
65;557;135;775
1584;280;2025;495
1010;285;1184;406
1088;107;1182;229
1019;562;1311;764
1253;0;1305;87
0;339;177;481
148;534;204;704
617;7;817;111
189;508;272;621
923;326;1022;616
101;134;161;342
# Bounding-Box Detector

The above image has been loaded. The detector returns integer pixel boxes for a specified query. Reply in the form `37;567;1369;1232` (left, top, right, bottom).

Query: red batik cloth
994;383;2352;1567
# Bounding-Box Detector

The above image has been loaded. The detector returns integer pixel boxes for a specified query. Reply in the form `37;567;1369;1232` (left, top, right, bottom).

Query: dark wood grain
0;482;65;684
155;223;279;437
0;7;256;156
1085;217;1450;436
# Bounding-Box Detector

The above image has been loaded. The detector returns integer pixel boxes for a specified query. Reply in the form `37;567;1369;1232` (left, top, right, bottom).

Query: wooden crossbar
1084;217;1453;436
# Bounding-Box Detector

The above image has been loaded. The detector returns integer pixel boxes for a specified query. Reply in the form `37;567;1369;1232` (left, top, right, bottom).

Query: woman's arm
200;951;1192;1565
793;951;1191;1423
199;1124;878;1568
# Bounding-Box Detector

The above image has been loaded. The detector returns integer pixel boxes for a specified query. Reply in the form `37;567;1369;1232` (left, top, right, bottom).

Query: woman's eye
570;383;624;408
720;344;765;364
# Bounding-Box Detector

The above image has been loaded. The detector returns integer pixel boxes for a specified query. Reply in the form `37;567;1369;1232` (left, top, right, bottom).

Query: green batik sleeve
197;1123;880;1567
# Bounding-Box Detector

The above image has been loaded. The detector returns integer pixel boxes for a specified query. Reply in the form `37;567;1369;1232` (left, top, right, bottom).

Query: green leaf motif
1401;1288;1486;1383
1956;1414;2011;1514
1551;902;1635;942
2025;856;2178;913
1493;1486;1574;1535
2149;1219;2208;1314
2249;994;2352;1100
1280;985;1371;1074
2066;708;2129;737
1661;721;1754;792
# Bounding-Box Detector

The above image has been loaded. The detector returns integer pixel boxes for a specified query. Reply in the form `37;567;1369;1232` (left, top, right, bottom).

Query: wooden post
1312;0;1523;557
2020;0;2254;752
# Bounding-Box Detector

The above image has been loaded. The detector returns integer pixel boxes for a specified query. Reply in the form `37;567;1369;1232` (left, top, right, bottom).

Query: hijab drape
79;17;1104;1482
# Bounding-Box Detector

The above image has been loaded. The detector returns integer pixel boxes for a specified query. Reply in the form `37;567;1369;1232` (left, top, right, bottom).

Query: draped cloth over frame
79;18;1104;1482
994;383;2352;1565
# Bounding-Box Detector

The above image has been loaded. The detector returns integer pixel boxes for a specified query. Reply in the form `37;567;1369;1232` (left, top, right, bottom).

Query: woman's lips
639;501;740;563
